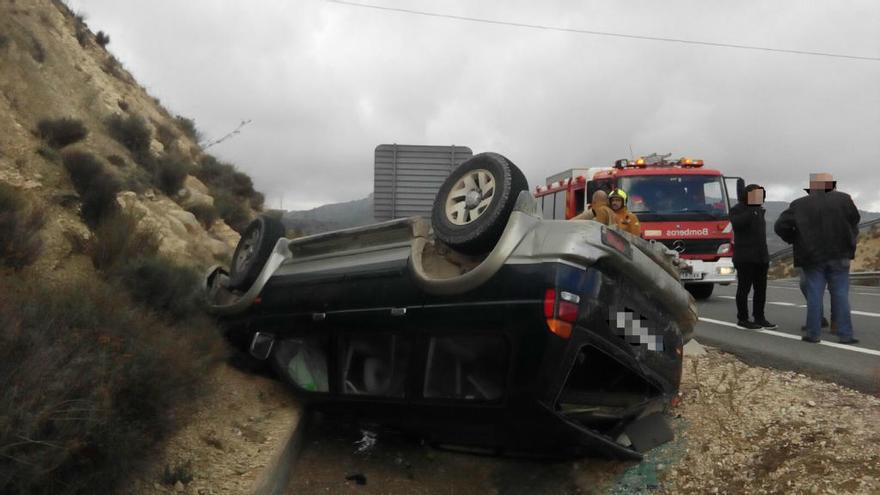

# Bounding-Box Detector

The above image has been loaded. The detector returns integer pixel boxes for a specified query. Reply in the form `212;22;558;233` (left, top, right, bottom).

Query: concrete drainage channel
252;412;311;495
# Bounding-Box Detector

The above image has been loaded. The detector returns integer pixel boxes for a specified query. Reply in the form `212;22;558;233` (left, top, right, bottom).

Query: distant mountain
763;201;880;254
281;194;375;234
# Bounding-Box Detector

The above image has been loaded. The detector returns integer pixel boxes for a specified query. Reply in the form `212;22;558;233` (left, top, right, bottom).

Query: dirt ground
131;361;300;495
660;347;880;495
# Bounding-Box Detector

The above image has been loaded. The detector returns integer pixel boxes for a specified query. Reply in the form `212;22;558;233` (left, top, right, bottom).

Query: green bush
106;114;151;157
186;203;219;230
213;192;250;233
0;183;45;270
117;256;203;321
62;151;120;228
0;273;225;495
37;117;88;148
87;209;161;271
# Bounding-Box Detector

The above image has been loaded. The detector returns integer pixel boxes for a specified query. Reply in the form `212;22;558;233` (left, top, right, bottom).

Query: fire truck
535;153;742;299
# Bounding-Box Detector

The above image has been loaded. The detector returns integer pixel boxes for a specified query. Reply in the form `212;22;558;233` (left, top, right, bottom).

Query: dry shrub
0;183;45;270
95;30;109;48
37;117;88;148
87;209;161;271
195;155;262;224
0;273;225;495
213;191;250;233
116;256;203;321
174;115;200;142
62;151;120;228
106;114;151;157
186;203;219;230
153;155;189;196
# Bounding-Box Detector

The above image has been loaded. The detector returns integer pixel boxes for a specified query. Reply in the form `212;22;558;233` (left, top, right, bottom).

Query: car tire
431;152;529;254
685;283;714;300
228;215;286;290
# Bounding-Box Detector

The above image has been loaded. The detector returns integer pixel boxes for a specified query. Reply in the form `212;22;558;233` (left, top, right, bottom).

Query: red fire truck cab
535;154;742;299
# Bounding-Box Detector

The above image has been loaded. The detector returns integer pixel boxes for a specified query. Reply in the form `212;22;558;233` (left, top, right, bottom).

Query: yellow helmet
609;188;628;203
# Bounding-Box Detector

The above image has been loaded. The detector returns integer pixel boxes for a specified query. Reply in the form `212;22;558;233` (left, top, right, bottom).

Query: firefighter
571;190;614;225
608;188;642;236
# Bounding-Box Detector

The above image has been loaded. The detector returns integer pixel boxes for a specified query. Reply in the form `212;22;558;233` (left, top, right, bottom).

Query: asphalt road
694;281;880;394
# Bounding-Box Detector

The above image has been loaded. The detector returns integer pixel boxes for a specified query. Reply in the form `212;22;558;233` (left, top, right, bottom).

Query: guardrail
769;219;880;261
850;271;880;286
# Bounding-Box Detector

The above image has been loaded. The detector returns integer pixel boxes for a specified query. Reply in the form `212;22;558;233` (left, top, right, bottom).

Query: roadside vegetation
0;183;45;270
0;183;225;494
36;117;88;148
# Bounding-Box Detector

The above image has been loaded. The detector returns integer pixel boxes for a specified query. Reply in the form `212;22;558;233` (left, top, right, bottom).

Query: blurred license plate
680;272;704;280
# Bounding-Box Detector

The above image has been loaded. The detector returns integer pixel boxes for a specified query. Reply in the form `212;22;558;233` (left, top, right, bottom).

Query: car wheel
685;283;714;300
431;152;529;254
228;215;286;290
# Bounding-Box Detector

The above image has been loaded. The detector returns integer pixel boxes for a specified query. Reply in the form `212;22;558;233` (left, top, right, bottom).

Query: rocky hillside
769;222;880;279
763;201;880;255
0;0;264;272
0;2;281;493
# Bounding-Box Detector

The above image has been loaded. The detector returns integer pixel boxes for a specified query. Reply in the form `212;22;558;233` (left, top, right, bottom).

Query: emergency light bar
614;156;704;168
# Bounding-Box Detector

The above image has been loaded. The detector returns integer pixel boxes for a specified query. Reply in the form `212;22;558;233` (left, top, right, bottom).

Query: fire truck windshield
618;174;729;221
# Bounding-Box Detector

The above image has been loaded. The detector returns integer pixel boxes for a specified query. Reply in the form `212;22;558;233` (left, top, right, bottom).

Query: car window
423;335;507;401
273;337;329;392
341;334;410;398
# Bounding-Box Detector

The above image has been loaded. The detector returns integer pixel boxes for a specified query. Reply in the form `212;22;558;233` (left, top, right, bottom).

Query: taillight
601;227;630;257
543;288;555;318
543;289;581;339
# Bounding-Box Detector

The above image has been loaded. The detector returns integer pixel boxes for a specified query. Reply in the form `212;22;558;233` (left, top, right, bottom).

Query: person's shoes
801;336;821;343
838;338;859;345
830;322;838;335
737;320;762;330
821;317;829;328
755;319;777;329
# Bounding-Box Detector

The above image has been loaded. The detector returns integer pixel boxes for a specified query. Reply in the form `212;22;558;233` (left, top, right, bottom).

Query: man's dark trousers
735;262;768;322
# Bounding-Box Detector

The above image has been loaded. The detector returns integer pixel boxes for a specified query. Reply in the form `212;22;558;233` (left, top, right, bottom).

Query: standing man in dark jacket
730;184;775;330
774;173;860;344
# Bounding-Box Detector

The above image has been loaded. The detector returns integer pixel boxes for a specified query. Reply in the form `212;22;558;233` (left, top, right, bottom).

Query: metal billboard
374;144;473;221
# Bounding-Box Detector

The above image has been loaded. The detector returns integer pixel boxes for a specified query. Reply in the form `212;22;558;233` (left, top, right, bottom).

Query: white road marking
852;310;880;318
719;295;804;307
698;317;880;357
856;292;880;297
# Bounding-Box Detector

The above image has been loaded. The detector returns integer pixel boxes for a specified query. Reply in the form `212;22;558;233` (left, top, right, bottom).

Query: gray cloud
68;0;880;210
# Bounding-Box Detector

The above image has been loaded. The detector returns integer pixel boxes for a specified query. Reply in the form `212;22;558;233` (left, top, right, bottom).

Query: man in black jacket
774;173;860;344
730;184;775;329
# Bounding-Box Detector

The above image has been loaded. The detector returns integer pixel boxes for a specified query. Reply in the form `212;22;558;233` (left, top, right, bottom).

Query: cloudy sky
66;0;880;211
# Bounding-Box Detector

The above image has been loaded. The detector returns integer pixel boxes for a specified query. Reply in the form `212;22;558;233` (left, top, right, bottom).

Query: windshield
617;174;729;221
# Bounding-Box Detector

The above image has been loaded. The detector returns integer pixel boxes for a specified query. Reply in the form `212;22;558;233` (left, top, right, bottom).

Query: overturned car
205;153;696;460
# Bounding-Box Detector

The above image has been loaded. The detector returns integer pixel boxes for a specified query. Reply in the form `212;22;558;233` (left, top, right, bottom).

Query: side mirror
736;178;745;202
249;332;275;360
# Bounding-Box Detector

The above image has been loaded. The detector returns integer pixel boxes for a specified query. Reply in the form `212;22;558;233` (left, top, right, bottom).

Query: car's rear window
423;335;507;401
